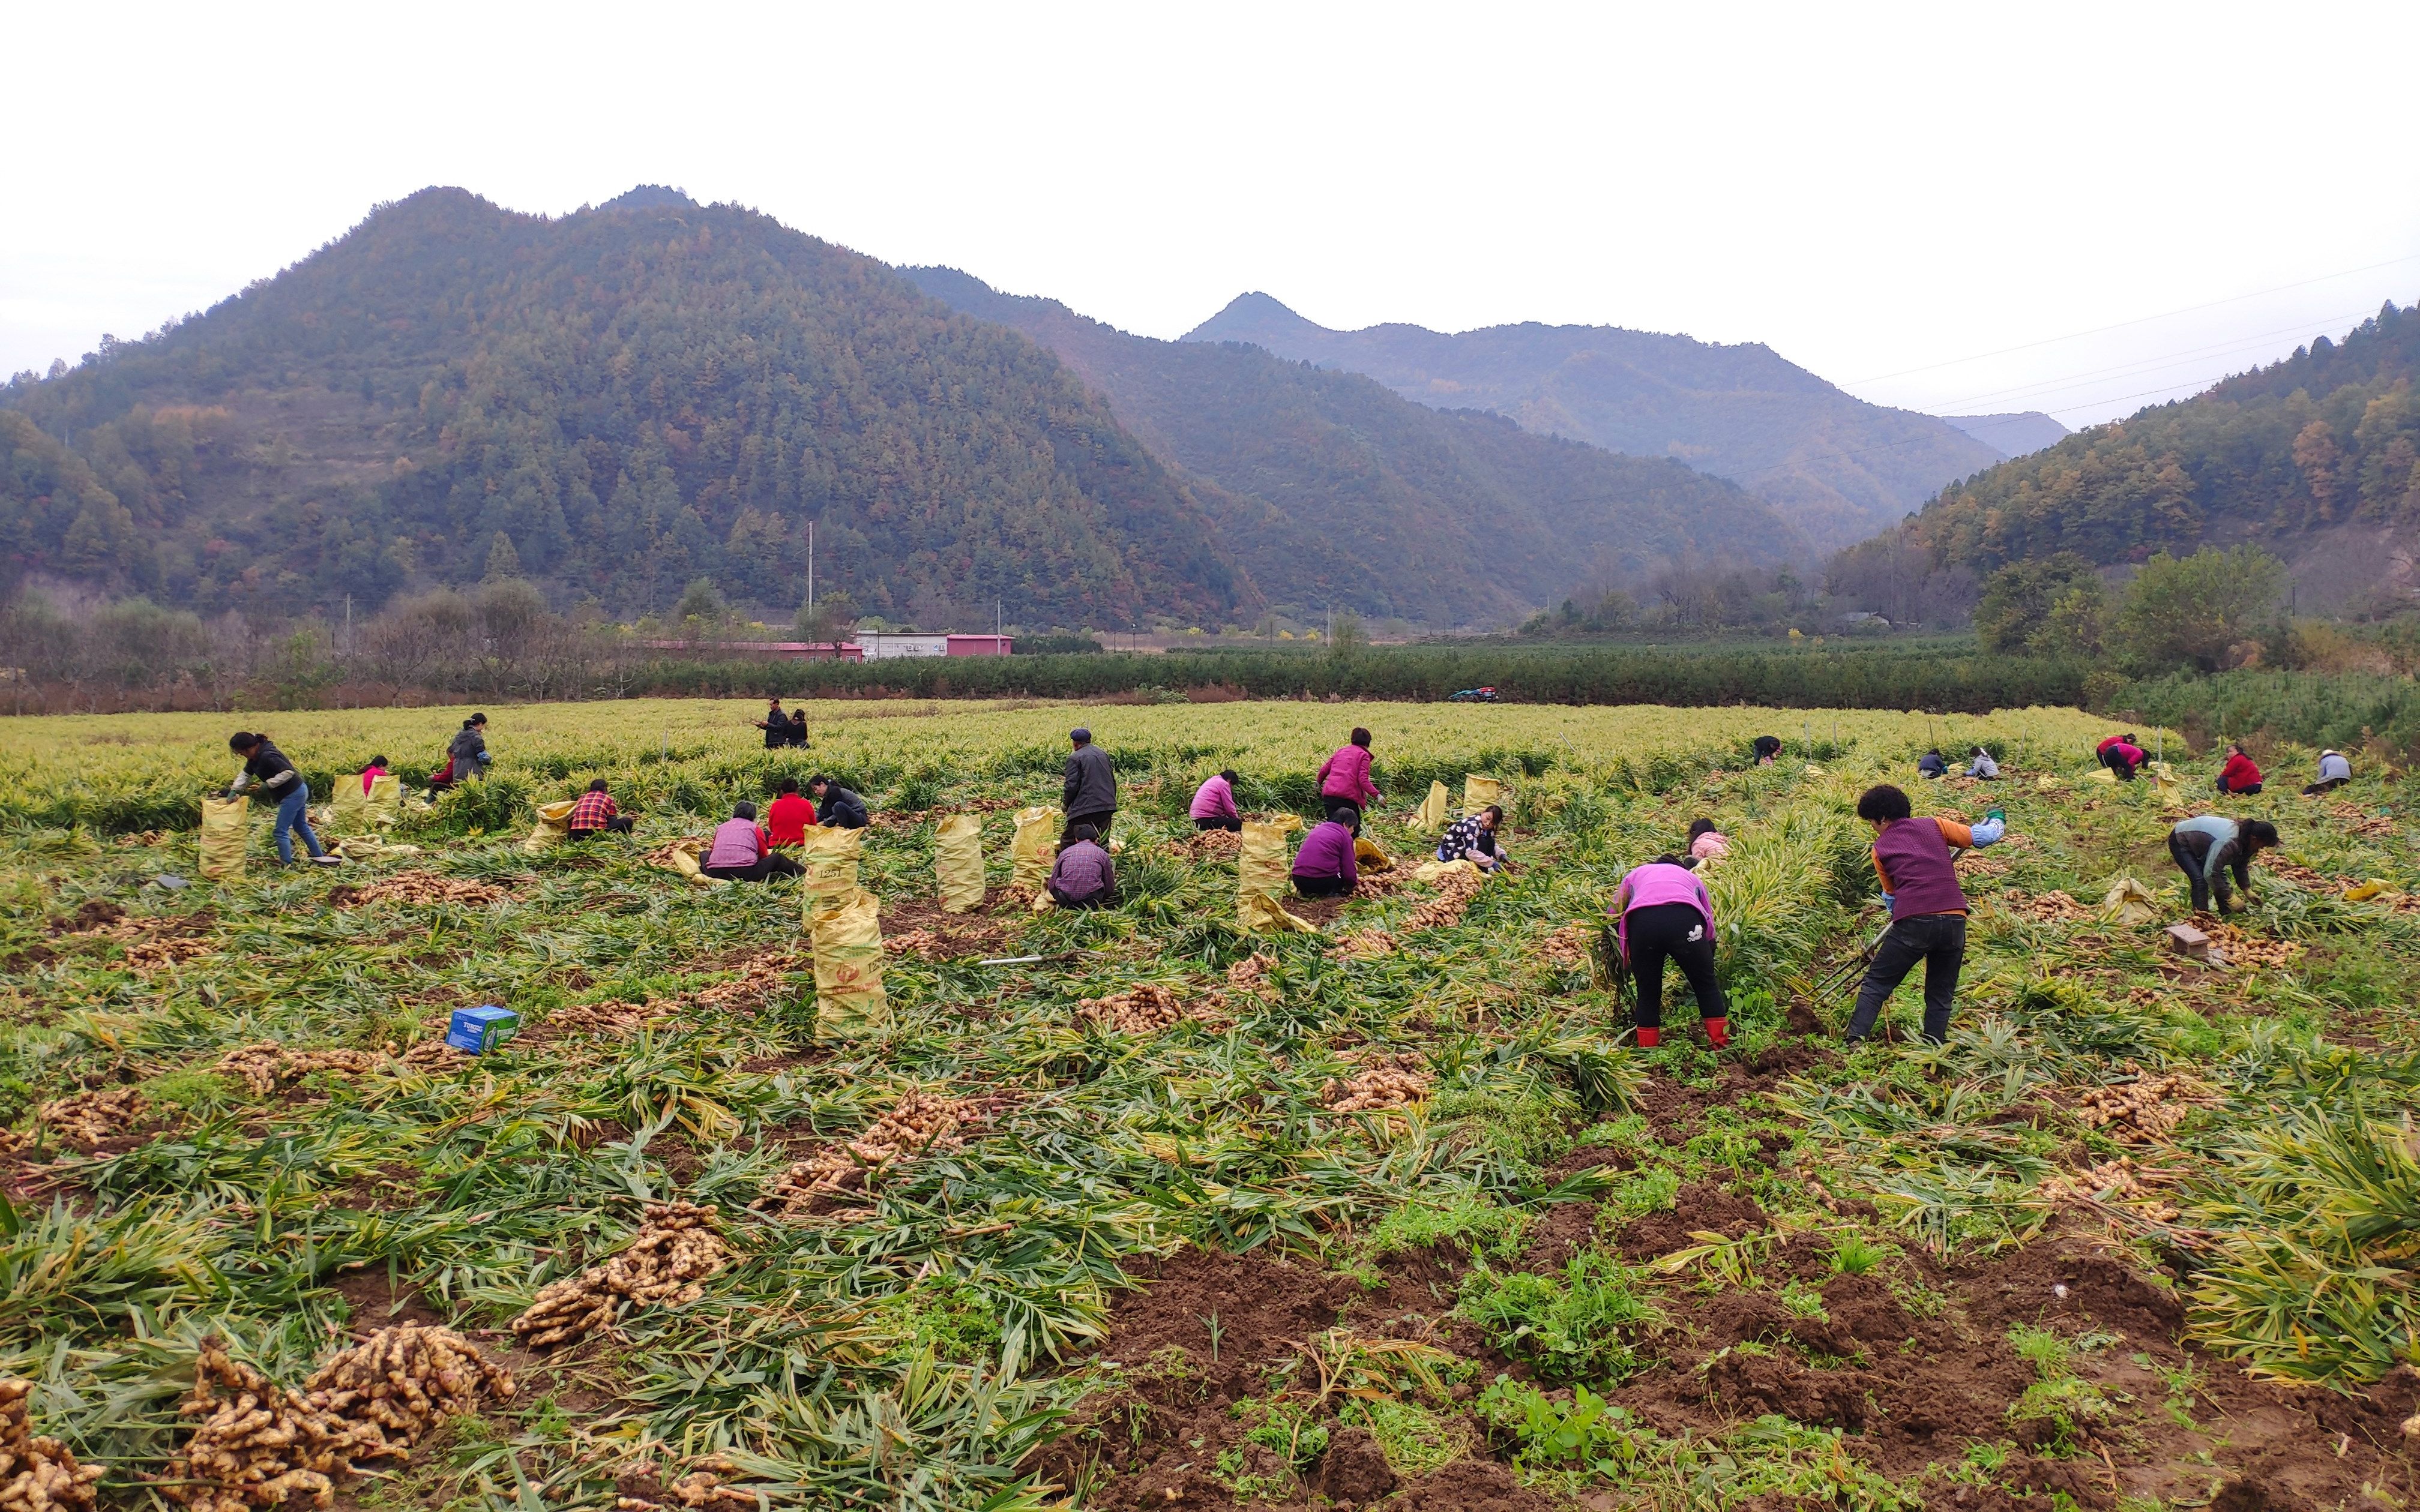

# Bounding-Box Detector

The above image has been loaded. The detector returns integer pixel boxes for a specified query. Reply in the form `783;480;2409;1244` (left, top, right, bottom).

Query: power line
1928;308;2376;413
1841;252;2420;386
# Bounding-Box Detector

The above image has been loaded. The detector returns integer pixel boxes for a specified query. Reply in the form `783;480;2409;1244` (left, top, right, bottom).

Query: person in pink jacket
1190;769;1242;832
1317;728;1382;834
1610;855;1726;1048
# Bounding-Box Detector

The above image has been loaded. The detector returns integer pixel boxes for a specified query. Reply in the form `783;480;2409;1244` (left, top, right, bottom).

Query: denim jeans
273;786;325;863
1846;912;1966;1044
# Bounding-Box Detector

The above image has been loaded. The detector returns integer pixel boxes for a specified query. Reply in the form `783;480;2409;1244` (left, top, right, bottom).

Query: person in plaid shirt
568;779;633;838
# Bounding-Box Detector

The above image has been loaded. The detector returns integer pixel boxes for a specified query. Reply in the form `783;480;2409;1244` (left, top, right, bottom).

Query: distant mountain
1833;302;2420;616
903;268;1810;623
0;188;1245;626
1182;293;2005;553
1941;411;2068;458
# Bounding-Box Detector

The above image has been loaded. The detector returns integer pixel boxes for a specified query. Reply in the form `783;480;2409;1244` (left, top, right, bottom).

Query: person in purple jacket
1190;769;1242;832
1292;807;1362;897
1610;854;1725;1048
1845;784;2005;1046
1047;822;1116;908
1317;728;1382;835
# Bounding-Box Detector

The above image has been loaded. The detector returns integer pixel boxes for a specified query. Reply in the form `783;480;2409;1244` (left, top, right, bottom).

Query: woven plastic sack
1009;805;1062;892
1413;781;1449;832
800;825;864;923
523;799;578;855
1412;858;1481;885
2099;875;2158;926
662;838;723;888
331;773;402;832
1239;815;1316;933
935;814;986;913
811;886;890;1037
1462;776;1508;816
199;795;248;880
334;835;423;861
1354;836;1395;871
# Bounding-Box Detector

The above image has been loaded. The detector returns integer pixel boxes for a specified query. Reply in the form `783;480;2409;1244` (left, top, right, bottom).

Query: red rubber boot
1636;1027;1661;1049
1705;1017;1730;1048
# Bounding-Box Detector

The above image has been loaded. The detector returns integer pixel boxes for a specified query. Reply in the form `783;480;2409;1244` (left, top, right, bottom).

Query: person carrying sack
226;731;340;867
2167;814;2278;915
1610;854;1724;1048
1844;784;2005;1046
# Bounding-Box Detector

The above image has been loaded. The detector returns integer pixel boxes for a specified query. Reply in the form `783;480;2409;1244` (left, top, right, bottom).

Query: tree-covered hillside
1181;292;2009;553
904;269;1808;623
1848;301;2420;600
0;188;1243;625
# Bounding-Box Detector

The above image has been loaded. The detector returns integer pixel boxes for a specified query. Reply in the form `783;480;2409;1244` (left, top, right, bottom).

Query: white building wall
857;632;951;659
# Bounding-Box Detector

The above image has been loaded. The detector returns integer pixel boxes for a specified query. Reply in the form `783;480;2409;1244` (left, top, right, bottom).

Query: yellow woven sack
523;799;578;855
1354;836;1395;872
1239;815;1316;933
199;796;248;880
811;886;890;1037
2099;875;2158;926
1413;781;1449;832
2343;880;2390;902
2087;766;2118;785
662;838;723;888
331;773;401;832
1463;776;1508;815
1009;805;1062;892
1412;858;1481;886
935;814;986;913
800;825;864;923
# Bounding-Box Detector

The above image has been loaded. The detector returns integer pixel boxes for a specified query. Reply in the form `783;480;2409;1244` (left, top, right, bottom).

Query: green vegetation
1457;1253;1664;1383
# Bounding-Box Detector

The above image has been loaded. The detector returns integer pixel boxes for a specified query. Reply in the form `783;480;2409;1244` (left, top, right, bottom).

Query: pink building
945;634;1014;656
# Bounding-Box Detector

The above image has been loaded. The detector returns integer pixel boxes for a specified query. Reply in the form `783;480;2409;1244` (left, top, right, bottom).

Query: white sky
5;1;2416;428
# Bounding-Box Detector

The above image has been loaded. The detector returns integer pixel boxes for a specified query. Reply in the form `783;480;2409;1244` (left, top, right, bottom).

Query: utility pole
806;520;815;634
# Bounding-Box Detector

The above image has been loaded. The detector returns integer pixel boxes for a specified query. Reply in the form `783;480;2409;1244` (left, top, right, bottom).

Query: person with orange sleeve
1844;784;2005;1046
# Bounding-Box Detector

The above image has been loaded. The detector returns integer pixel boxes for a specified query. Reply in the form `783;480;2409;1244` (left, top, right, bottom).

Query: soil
880;896;1016;958
331;1265;445;1329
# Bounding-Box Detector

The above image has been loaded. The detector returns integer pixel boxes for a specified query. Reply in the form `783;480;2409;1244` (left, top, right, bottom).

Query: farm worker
702;801;804;881
1291;807;1361;898
567;779;633;839
754;697;790;749
359;756;388;796
1610;853;1724;1048
1191;769;1242;832
448;715;492;782
1916;749;1948;780
787;709;808;748
2096;733;2145;780
1966;746;1999;780
808;776;869;829
2303;749;2352;795
766;777;816;846
1844;784;2006;1046
1047;821;1116;908
1752;735;1781;766
1317;728;1382;834
1062;727;1117;845
2215;743;2264;796
224;731;339;867
1436;805;1506;873
1685;817;1729;868
2167;815;2278;915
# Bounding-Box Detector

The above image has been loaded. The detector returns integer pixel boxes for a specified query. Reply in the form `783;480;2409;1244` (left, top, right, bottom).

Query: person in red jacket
2215;742;2263;795
1316;728;1382;835
765;777;816;847
1846;784;2006;1046
2096;733;2146;780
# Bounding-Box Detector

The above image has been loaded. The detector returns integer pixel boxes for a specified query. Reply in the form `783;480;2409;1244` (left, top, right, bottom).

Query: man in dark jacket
1062;727;1116;844
808;776;870;829
448;715;490;781
755;698;790;749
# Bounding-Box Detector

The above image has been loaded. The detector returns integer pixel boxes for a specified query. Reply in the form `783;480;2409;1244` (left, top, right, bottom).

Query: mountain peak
598;184;696;212
1183;292;1325;348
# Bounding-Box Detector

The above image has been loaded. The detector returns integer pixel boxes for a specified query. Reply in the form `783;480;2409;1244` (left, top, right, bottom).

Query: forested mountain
1942;411;2069;458
1181;293;2014;553
903;268;1810;622
1834;301;2420;615
0;188;1245;626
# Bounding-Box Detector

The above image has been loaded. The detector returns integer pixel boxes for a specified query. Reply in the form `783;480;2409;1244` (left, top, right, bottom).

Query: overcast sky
7;2;2416;428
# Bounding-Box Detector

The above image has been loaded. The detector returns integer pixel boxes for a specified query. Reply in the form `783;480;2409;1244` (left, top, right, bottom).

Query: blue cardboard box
445;1004;519;1054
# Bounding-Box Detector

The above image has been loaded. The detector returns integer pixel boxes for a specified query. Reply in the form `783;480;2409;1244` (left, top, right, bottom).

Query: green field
2;699;2416;1512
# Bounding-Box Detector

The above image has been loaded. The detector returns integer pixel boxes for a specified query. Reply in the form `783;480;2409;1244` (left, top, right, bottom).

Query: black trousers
2304;776;2348;795
568;817;634;838
1293;874;1353;898
1065;810;1115;846
2102;749;2138;780
2169;830;2246;913
705;853;805;881
2216;778;2262;795
1322;800;1364;835
1194;815;1242;832
1847;913;1966;1045
1625;902;1723;1030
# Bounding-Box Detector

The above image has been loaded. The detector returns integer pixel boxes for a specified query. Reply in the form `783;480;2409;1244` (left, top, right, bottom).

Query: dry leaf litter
510;1202;729;1349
